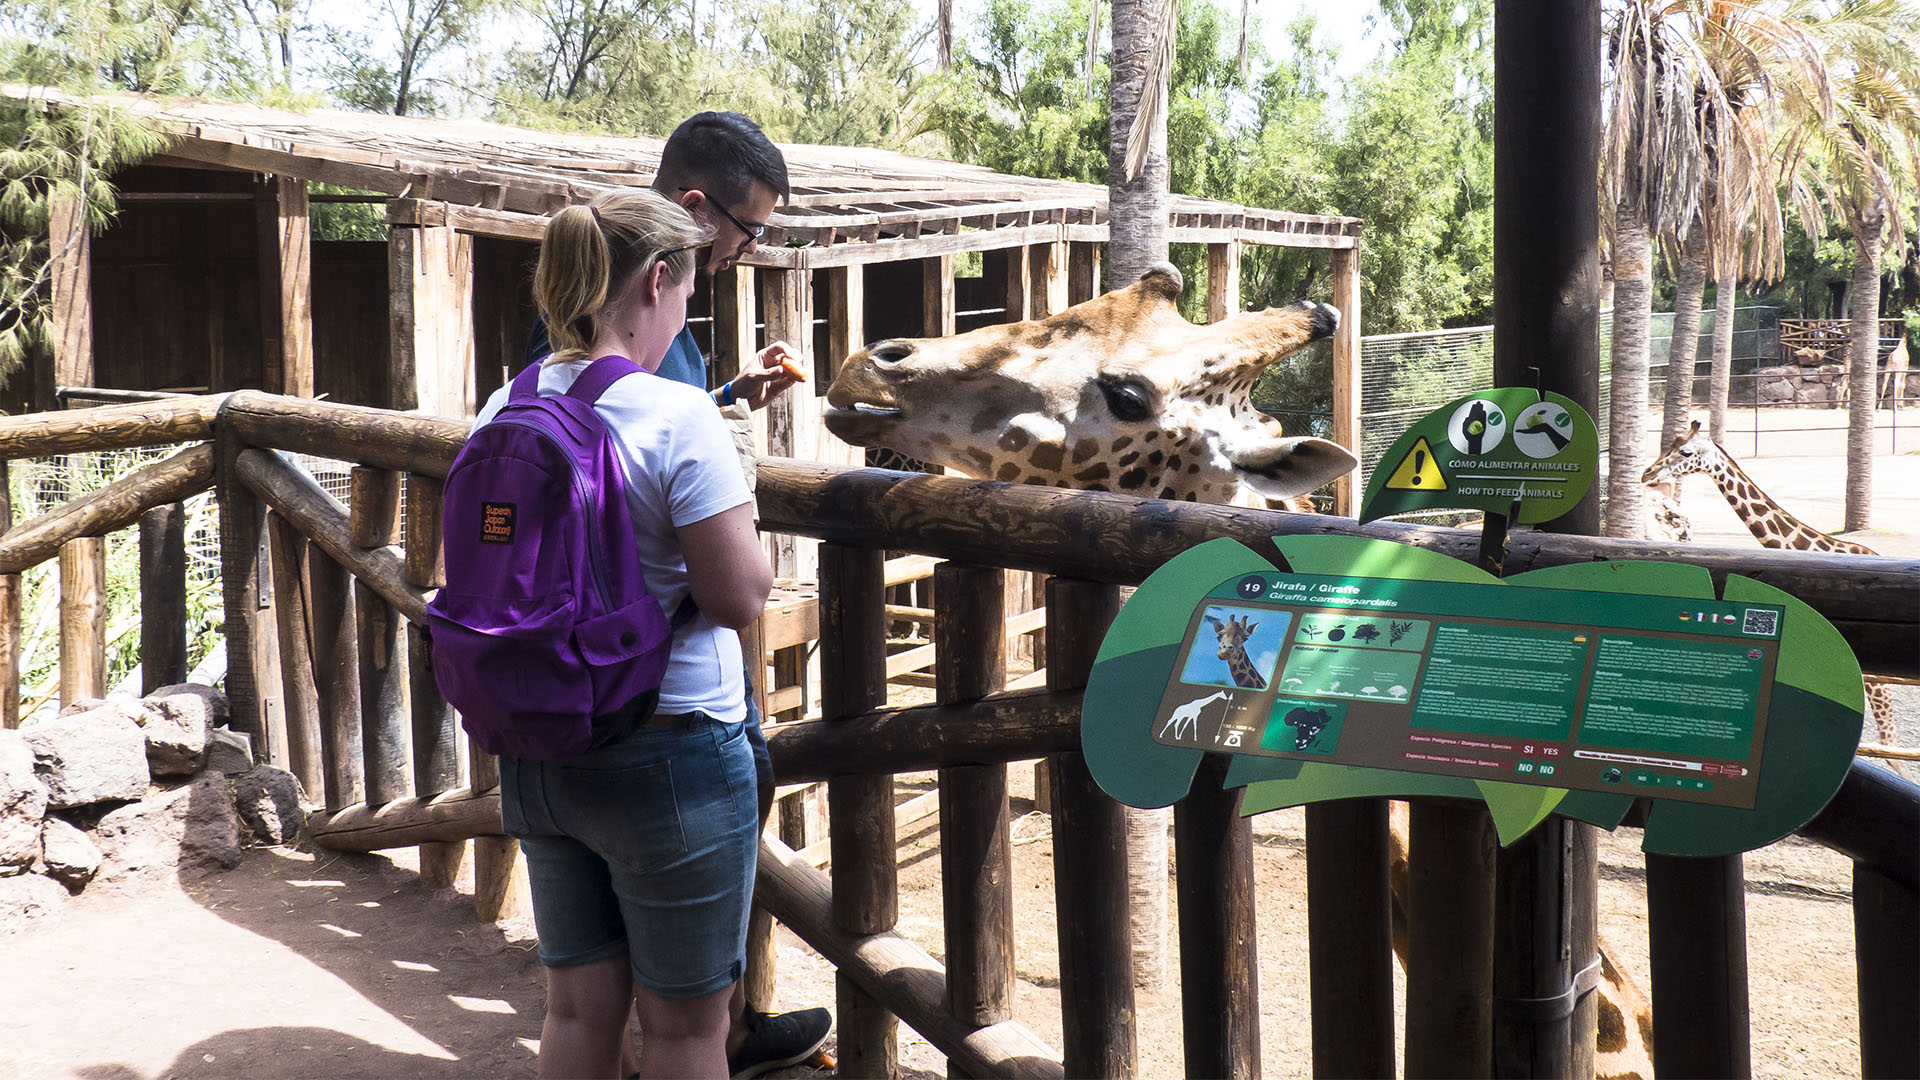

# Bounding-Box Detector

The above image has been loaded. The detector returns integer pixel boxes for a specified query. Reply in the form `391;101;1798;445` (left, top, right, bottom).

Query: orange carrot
778;356;807;382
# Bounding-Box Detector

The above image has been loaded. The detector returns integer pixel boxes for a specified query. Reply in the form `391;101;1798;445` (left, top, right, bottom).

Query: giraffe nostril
869;341;914;366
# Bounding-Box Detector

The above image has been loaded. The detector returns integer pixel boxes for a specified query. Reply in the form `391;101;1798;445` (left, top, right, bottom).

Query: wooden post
389;216;477;419
349;467;409;805
1404;800;1496;1078
1306;798;1394;1078
1174;753;1260;1080
763;269;811;578
256;174;315;398
1330;243;1363;516
405;473;463;889
934;563;1012;1029
56;537;104;707
827;265;866;387
307;542;364;811
1855;864;1920;1079
924;255;957;337
1045;578;1136;1079
266;513;324;800
47;197;92;409
997;245;1032;323
348;467;402;547
215;426;280;761
0;461;18;729
1493;819;1596;1077
713;263;759;389
1206;241;1242;324
820;542;895;1078
138;504;189;693
1032;241;1070;317
1068;243;1102;306
1645;853;1750;1079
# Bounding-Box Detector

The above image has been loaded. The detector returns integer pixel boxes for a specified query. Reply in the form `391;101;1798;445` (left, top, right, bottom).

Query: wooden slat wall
312;241;392;408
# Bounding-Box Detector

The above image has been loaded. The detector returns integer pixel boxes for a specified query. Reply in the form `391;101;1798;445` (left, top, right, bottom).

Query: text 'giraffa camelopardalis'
1641;420;1903;765
824;262;1359;510
1206;613;1267;689
827;265;1655;1079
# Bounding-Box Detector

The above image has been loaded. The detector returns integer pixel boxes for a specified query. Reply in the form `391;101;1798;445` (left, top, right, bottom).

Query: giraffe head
824;263;1359;507
1206;613;1258;660
1640;421;1722;488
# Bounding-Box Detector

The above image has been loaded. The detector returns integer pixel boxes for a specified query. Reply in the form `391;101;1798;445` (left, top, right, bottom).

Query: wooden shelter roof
11;86;1360;268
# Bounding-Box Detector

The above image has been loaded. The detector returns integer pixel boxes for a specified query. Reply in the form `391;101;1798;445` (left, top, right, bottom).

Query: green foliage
0;1;172;383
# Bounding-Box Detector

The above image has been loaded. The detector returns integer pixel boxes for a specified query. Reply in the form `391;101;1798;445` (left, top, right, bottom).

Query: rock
39;816;99;890
0;871;66;933
0;731;48;872
203;728;255;776
1758;379;1796;403
22;709;150;810
144;683;228;733
92;772;243;880
232;765;307;846
136;691;207;778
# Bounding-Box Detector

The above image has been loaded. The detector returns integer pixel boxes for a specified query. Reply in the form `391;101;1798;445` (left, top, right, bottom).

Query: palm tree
1785;1;1920;532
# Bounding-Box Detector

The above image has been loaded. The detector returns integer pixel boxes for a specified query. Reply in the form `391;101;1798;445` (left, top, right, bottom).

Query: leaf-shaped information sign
1081;535;1864;856
1360;388;1598;525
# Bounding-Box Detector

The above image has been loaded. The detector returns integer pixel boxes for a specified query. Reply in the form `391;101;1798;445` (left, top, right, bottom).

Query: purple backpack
427;356;686;759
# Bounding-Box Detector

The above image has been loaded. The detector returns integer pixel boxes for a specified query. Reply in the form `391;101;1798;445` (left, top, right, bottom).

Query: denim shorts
499;713;759;998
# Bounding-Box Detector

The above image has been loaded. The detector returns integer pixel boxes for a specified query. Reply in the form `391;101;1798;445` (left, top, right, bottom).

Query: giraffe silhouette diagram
1158;690;1232;742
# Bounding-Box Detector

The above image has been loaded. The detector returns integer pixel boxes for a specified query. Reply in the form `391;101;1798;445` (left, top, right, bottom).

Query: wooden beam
0;462;18;729
230;449;429;625
1206;242;1241;324
56;537;104;707
0;444;214;575
47;197;92;410
138;503;189;694
762;689;1079;784
763;268;811;577
998;246;1032;323
0;395;224;461
923;255;956;337
355;580;410;804
1174;756;1260;1080
1306;798;1395;1078
348;467;402;548
256;175;315;398
826;265;864;389
308;541;364;811
1330;244;1362;515
267;512;324;800
389;218;477;418
1068;243;1101;305
1033;242;1070;317
307;786;505;851
221;391;469;479
215;426;278;759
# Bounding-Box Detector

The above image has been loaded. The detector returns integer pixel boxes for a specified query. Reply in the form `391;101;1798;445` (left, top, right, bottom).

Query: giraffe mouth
823;401;905;442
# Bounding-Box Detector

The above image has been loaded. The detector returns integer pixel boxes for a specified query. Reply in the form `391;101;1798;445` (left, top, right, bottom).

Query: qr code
1742;608;1779;636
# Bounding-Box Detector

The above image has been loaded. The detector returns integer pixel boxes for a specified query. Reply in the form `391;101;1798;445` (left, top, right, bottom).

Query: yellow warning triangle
1384;438;1446;490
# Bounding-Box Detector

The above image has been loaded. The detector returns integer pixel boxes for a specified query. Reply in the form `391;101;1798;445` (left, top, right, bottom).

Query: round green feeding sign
1361;388;1598;525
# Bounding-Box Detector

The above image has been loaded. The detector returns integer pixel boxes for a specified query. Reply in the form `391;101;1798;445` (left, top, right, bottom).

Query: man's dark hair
653;111;790;205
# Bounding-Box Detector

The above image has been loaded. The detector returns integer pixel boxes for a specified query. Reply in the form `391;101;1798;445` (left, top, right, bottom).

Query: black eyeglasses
679;186;767;242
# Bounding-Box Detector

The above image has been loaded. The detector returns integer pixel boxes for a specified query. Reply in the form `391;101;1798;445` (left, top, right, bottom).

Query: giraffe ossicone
825;263;1359;510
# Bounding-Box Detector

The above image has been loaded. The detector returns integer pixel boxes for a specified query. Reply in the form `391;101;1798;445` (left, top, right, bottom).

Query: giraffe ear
1226;436;1360;501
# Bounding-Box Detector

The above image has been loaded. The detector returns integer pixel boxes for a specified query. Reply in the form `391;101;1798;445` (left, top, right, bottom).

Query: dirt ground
1;407;1913;1079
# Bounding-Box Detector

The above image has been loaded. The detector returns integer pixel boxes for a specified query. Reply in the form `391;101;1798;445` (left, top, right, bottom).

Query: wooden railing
0;392;1915;1078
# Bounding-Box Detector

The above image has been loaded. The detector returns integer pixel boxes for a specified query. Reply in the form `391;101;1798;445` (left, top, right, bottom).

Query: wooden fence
0;392;1915;1078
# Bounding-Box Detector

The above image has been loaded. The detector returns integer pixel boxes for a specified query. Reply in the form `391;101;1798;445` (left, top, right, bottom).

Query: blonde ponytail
533;190;712;366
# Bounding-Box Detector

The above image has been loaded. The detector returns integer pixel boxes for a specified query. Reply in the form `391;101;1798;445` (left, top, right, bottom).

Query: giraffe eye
1097;376;1153;422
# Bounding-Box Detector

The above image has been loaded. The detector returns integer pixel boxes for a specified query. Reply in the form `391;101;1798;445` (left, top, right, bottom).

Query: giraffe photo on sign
1179;604;1289;691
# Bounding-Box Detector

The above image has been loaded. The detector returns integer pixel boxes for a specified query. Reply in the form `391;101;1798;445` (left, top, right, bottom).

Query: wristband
718;381;735;407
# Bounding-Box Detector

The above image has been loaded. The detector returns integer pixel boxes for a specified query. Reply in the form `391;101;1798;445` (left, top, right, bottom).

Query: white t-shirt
473;358;754;721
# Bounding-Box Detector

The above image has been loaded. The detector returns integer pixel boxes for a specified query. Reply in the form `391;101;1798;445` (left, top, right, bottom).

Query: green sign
1082;535;1865;857
1360;388;1598;525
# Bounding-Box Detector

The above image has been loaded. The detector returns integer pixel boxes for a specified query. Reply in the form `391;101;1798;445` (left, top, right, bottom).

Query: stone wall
0;686;307;931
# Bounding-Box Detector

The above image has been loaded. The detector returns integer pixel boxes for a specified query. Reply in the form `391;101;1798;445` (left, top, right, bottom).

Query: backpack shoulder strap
568;355;645;406
509;359;545;400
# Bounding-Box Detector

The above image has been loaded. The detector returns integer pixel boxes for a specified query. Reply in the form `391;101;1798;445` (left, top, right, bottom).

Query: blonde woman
475;188;772;1078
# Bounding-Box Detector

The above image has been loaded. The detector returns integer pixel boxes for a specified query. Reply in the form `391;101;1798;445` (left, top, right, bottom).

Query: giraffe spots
1040;314;1093;342
999;428;1030;452
1167;454;1181;471
1075;463;1111;482
970;409;1001;434
1188;464;1201;474
1184;492;1198;501
965;449;993;472
1119;468;1147;489
1112;436;1134;451
1144;431;1159;442
1118;451;1139;467
1029;441;1065;473
996;462;1021;482
929;432;952;446
1159;487;1178;499
1071;438;1099;464
1147;450;1163;467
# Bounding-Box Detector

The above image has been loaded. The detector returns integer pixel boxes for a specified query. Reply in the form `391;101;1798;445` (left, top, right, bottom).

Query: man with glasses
525;111;829;1080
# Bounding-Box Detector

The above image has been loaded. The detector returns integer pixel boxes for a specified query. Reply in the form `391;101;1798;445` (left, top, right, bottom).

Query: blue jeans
500;712;759;998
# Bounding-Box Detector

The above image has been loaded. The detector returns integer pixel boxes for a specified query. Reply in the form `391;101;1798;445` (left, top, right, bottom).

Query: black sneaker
728;1007;832;1079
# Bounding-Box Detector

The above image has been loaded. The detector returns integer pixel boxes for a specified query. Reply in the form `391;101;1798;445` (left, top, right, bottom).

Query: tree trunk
1708;275;1735;442
1606;203;1653;539
1661;222;1709;446
1846;211;1883;532
1108;0;1175;991
1107;0;1171;290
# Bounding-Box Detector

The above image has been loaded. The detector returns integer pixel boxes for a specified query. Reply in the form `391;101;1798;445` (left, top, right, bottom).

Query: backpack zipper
487;414;617;612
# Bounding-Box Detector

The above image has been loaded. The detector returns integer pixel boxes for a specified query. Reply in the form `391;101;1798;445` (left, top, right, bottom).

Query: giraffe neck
1702;451;1875;555
1225;647;1266;689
